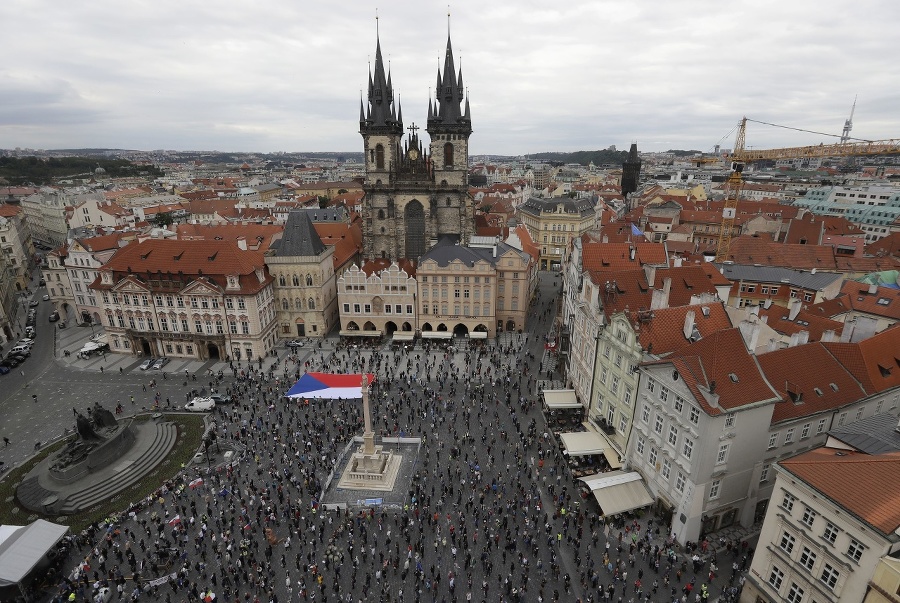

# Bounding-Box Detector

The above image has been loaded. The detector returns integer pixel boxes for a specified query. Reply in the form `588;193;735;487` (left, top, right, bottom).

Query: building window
689;406;700;425
241;321;250;335
768;433;778;449
645;375;653;390
654;415;664;435
674;396;684;413
195;320;203;333
229;321;237;334
768;566;785;590
800;423;811;439
160;317;168;331
181;319;189;332
785;428;794;444
817;418;826;434
709;479;721;500
661;458;671;480
779;531;796;554
343;303;350;313
820;563;840;590
667;425;678;447
216;320;224;334
623;387;633;406
682;438;693;460
760;463;770;483
786;583;804;603
781;492;796;512
847;539;864;563
636;436;645;456
659;386;669;402
716;443;729;465
801;507;817;528
641;404;651;424
823;522;839;545
799;547;816;571
353;304;361;313
611;376;619;395
675;472;686;493
237;299;246;310
724;413;735;428
648;447;657;467
364;304;371;313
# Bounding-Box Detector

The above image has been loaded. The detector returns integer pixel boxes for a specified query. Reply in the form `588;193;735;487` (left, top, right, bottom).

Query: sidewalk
53;325;327;376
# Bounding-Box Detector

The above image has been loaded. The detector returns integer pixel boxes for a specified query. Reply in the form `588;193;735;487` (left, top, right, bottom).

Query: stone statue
75;413;101;441
91;403;118;430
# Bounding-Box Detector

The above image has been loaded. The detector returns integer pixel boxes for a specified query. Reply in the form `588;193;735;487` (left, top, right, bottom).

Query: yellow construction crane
713;117;900;262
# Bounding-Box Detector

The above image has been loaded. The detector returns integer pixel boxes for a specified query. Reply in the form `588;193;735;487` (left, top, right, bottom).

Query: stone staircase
56;421;178;514
15;475;57;513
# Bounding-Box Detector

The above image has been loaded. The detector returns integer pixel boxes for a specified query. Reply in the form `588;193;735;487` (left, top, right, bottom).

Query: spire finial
375;8;379;37
447;6;451;36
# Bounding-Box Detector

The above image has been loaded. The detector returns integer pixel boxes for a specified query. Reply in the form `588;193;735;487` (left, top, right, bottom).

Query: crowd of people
41;278;748;603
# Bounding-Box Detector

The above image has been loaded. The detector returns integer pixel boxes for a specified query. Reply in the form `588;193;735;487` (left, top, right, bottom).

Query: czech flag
167;515;181;526
284;372;375;400
189;478;204;490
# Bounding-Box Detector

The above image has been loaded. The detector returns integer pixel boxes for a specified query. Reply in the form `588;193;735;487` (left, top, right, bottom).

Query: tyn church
360;29;474;262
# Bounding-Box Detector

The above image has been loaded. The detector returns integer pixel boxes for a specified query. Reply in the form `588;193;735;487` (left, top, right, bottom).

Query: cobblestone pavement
10;273;752;603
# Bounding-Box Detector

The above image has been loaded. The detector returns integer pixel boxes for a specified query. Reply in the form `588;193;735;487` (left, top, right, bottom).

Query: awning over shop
559;431;606;456
421;331;453;340
543;389;581;409
603;447;623;470
579;471;654;516
0;519;69;587
392;332;415;341
339;330;383;337
469;331;488;339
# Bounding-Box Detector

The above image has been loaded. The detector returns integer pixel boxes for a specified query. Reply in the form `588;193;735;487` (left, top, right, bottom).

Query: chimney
673;256;683;267
750;304;760;317
789;332;801;347
767;338;778;353
840;320;855;343
763;298;773;310
629;246;636;261
739;320;761;351
868;282;878;295
602;234;608;243
682;310;696;340
821;329;836;343
788;298;802;321
644;264;657;287
798;331;809;345
237;236;247;251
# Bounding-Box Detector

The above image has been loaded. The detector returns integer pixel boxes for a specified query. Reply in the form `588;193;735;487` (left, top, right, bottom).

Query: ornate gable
111;275;150;294
180;277;224;297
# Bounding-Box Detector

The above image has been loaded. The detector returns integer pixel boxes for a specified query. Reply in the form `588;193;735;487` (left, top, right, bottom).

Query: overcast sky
2;0;898;156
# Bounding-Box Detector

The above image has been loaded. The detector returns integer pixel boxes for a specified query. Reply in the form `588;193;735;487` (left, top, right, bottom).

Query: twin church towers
360;22;474;261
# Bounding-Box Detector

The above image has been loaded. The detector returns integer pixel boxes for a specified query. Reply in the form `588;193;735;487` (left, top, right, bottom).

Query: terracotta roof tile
175;224;283;251
757;344;866;424
581;241;668;272
649;328;780;415
636;302;732;356
724;237;837;270
822;327;900;393
758;305;845;341
780;449;900;536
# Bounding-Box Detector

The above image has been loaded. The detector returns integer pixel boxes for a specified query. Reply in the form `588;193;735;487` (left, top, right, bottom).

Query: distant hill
524;149;628;166
0;156;162;186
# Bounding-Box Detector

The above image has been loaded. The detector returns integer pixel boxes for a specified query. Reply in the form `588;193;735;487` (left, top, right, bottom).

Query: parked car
24;327;35;338
139;357;156;370
39;278;46;286
285;339;305;349
42;294;50;301
28;300;39;307
0;358;20;368
7;353;28;364
18;338;35;347
184;397;215;412
151;357;170;370
209;393;232;405
0;366;9;375
9;345;30;357
49;311;60;322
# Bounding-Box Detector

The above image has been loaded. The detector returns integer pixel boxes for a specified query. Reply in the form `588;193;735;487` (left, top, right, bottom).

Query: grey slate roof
715;263;843;290
828;413;900;455
272;211;326;257
420;239;528;267
299;207;347;223
517;196;596;217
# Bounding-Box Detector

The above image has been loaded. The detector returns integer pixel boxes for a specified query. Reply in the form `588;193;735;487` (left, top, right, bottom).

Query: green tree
154;212;174;226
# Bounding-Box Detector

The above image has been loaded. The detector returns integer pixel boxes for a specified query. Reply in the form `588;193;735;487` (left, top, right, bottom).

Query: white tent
0;519;69;589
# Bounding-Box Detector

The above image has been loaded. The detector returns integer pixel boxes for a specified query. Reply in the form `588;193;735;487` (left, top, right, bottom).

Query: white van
9;345;30;356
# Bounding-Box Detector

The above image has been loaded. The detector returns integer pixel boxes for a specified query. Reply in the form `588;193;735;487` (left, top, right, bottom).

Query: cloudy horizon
2;0;899;156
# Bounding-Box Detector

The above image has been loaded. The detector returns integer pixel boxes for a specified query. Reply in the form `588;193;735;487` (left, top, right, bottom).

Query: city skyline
2;0;899;155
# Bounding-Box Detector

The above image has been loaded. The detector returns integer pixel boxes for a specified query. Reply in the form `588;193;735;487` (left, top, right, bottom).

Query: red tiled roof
636;302;732;356
175;224;283;251
724;237;836;270
865;232;900;258
758;304;844;341
360;258;417;278
780;449;900;536
757;344;865;424
92;239;269;295
648;328;780;415
78;232;127;252
836;281;900;320
822;327;900;393
314;222;362;270
581;241;668;272
0;205;23;218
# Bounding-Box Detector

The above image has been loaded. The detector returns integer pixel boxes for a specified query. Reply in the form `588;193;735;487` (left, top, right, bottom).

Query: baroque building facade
360;31;474;261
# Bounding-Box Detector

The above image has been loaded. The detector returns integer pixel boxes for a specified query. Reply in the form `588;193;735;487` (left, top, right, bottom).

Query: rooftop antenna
840;95;857;144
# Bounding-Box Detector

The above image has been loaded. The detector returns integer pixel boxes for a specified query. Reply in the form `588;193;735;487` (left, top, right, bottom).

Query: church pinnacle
361;23;402;133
